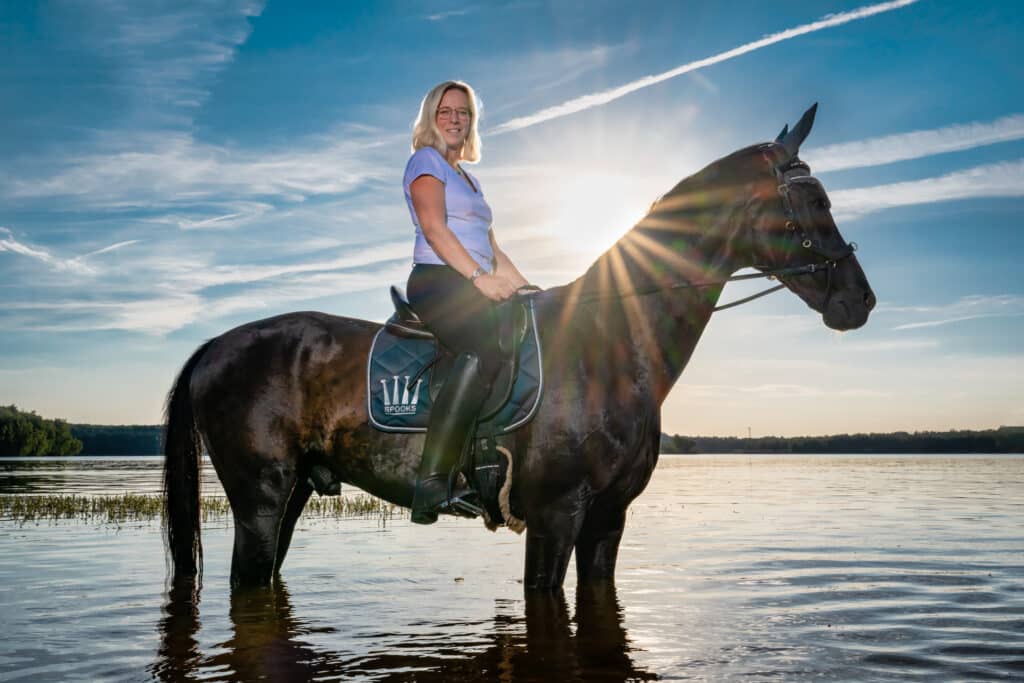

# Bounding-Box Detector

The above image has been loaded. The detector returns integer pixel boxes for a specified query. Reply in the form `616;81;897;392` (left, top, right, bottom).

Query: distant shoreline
56;424;1024;456
3;413;1022;456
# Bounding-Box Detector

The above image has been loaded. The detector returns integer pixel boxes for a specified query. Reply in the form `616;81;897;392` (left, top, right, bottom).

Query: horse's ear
778;103;817;159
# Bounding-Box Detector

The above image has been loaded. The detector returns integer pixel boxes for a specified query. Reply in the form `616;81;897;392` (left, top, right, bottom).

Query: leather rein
543;152;858;313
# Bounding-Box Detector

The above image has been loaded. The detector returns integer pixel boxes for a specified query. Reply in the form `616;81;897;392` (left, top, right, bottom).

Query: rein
540;150;857;314
547;263;824;311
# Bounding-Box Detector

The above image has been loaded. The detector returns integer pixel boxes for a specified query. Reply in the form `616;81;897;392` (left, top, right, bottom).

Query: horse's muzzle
823;286;875;331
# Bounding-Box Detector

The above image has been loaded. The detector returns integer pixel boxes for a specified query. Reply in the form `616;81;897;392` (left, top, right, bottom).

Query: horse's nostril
864;291;876;310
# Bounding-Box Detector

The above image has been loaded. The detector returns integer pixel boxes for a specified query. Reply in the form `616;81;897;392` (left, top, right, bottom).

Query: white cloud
87;0;266;121
0;226;94;275
5;260;408;335
77;240;141;259
808;114;1024;172
839;338;941;352
425;7;478;21
6;130;396;211
830;159;1024;221
489;0;919;134
2;238;412;334
164;241;411;289
881;295;1024;331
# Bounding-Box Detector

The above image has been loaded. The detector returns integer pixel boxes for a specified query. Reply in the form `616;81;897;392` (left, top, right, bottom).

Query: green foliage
70;425;162;455
0;405;83;456
659;433;697;453
660;428;1024;454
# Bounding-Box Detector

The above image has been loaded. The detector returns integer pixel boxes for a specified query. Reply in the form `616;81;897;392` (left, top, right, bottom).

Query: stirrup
439;493;483;518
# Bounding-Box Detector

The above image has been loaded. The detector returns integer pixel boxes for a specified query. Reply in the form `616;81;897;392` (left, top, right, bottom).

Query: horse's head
747;104;875;330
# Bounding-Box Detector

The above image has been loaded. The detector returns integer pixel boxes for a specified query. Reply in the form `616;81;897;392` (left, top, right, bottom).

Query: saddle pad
367;301;543;435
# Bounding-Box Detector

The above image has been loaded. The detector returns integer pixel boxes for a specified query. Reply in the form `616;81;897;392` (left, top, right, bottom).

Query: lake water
1;455;1022;681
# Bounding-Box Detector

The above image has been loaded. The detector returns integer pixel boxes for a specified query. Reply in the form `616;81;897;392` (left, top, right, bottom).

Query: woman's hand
473;273;518;301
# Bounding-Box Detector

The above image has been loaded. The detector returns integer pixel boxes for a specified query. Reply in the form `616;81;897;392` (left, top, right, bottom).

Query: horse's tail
163;339;214;583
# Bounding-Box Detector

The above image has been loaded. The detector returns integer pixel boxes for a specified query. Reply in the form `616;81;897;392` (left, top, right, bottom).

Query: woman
403;80;531;525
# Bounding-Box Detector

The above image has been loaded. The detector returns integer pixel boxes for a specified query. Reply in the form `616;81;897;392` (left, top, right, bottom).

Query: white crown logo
380;375;423;415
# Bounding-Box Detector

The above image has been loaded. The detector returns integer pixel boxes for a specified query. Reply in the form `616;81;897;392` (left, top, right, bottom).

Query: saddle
368;286;543;433
385;286;527;420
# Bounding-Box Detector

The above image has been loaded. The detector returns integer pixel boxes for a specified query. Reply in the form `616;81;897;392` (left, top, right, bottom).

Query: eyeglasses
437;107;472;121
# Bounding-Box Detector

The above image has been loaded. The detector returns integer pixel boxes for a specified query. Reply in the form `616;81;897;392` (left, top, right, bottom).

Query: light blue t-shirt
403;146;494;271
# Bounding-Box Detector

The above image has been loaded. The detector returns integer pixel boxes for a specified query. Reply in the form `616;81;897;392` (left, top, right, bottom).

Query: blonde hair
411;80;482;163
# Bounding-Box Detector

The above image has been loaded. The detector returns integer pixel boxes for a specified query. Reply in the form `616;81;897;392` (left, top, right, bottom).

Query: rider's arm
489;230;529;289
409;175;516;301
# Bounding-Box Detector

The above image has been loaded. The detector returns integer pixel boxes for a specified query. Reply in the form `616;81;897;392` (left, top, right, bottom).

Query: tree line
0;405;83;456
2;404;1023;455
659;427;1024;454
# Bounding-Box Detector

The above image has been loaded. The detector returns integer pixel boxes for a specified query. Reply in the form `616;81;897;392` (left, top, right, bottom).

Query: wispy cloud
884;295;1024;331
489;0;919;134
808;114;1024;172
830;159;1024;220
839;338;941;352
88;1;265;123
165;241;411;289
78;240;141;259
4;260;410;335
0;227;93;275
4;128;398;226
425;7;478;21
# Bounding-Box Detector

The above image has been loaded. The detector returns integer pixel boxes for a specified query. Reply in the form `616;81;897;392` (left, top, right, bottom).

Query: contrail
489;0;920;135
830;158;1024;221
807;114;1024;172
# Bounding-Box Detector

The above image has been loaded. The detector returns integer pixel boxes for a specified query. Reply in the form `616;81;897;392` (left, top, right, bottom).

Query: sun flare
548;170;656;262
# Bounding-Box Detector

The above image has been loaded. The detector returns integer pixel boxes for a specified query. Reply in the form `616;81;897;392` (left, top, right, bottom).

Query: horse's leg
228;459;298;588
274;478;313;574
574;502;627;583
523;496;588;590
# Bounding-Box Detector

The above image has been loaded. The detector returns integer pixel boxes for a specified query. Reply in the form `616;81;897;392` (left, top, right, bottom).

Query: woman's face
435;88;471;151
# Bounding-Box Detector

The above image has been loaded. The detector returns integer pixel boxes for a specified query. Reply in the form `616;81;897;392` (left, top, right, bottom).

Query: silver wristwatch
469;267;486;282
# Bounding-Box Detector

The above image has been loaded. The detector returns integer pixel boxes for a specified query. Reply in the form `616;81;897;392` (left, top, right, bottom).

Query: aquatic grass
0;493;403;526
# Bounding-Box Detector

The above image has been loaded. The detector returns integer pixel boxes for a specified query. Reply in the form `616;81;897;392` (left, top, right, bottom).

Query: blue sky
1;0;1022;436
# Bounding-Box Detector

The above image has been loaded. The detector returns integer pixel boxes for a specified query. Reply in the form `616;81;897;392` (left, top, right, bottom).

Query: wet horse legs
524;497;588;590
228;460;298;588
574;505;627;582
275;479;313;573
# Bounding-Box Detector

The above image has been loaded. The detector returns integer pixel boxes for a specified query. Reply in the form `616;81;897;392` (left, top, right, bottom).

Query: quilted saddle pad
367;300;543;436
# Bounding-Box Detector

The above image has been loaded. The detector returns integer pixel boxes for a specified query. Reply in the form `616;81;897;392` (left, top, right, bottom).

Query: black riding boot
410;352;488;525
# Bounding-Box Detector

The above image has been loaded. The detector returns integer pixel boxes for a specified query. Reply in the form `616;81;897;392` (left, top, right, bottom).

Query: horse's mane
540;142;780;305
651;142;776;210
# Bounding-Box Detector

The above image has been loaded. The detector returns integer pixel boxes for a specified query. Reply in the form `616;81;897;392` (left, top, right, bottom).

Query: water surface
1;455;1021;681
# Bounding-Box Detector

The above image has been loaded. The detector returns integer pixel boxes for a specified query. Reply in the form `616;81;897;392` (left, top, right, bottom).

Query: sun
548;170;656;262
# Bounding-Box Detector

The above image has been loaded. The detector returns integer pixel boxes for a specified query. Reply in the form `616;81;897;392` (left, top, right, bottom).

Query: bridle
764;150;858;314
544;147;858;313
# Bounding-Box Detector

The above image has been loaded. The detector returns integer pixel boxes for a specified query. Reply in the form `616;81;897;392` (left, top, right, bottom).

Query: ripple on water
0;454;1022;681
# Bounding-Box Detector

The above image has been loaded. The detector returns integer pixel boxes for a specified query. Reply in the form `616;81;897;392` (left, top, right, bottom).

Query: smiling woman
402;80;534;525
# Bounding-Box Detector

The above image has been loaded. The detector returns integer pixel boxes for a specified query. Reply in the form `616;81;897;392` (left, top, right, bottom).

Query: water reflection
152;580;657;682
0;456;222;496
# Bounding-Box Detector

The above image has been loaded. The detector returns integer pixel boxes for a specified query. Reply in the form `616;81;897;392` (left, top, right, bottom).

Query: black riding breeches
406;264;504;387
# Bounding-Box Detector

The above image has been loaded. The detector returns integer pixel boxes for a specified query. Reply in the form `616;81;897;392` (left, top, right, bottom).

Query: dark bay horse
164;105;875;591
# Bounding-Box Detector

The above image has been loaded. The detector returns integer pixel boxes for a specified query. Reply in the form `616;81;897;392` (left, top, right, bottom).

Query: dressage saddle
385;285;529;422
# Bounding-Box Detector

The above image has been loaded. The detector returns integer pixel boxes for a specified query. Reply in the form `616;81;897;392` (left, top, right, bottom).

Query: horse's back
190;311;378;465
